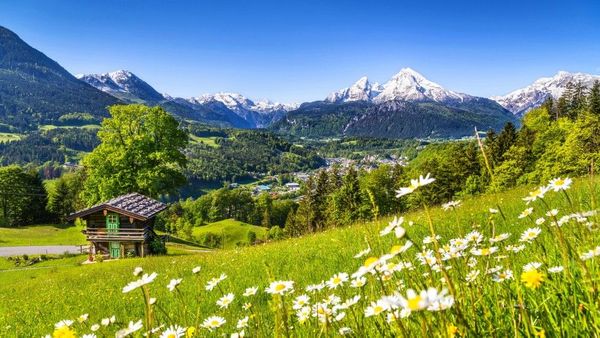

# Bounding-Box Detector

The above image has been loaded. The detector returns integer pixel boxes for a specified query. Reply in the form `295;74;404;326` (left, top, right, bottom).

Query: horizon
1;0;599;103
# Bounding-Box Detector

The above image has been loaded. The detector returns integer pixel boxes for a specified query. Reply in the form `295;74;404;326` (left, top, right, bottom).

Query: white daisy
265;280;294;295
243;287;258;297
201;316;226;331
216;293;235;309
519;227;542;242
548;177;572;192
167;278;182;292
159;325;186;338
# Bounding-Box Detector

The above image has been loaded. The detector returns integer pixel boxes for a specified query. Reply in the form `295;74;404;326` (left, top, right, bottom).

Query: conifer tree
496;122;518;160
541;96;557;120
571;81;588;117
556;96;569;119
47;178;72;223
331;166;363;225
313;170;330;230
589;80;600;116
283;209;301;237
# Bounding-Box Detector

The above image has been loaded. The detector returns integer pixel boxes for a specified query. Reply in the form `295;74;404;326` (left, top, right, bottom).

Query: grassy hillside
0;132;21;142
0;177;598;336
0;224;86;247
192;219;269;249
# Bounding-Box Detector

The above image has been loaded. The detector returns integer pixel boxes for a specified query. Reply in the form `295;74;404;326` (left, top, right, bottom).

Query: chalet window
107;214;119;224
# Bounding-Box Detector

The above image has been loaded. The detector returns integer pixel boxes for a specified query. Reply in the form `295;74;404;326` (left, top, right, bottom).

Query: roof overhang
67;205;154;222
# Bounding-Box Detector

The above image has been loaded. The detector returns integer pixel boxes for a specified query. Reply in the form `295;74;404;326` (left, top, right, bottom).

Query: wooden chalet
68;193;166;259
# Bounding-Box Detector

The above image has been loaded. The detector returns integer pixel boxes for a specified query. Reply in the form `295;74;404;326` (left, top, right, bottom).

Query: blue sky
1;0;599;103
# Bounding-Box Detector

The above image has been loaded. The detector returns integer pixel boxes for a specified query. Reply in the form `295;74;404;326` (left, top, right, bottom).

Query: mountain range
491;71;600;116
272;69;517;138
76;70;296;129
0;25;598;138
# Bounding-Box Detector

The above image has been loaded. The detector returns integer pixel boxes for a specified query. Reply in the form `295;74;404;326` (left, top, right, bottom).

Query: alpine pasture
0;176;598;337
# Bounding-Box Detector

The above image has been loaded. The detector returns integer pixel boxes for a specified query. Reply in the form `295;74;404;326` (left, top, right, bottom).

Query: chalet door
106;213;120;258
109;242;120;259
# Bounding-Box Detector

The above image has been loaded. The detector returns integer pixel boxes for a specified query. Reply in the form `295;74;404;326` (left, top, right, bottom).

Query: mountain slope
491;71;600;116
0;26;119;130
345;99;517;138
188;92;295;128
79;70;295;128
77;70;165;103
374;68;470;103
76;70;252;128
325;76;382;103
275;68;517;139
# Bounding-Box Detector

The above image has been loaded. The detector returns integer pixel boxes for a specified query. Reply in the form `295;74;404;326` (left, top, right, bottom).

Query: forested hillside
272;99;517;139
0;26;118;131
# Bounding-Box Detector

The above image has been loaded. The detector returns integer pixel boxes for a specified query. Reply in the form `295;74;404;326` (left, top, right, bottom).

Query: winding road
0;245;87;257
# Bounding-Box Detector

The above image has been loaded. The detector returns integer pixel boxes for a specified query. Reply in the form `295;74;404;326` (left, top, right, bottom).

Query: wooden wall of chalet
84;210;153;229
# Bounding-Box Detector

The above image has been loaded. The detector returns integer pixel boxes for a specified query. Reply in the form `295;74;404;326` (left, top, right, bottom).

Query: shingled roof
67;193;167;221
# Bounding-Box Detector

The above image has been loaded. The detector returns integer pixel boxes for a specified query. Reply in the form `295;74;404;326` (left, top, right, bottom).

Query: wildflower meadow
1;175;599;337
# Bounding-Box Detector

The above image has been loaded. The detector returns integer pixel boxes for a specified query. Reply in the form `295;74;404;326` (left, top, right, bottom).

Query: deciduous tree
82;104;188;205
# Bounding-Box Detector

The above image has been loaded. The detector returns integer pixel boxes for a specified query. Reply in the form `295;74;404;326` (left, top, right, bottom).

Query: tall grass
0;177;598;337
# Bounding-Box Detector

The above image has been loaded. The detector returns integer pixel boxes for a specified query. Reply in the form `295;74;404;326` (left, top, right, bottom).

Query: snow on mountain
76;72;123;93
77;70;165;103
325;76;383;103
253;100;299;113
190;92;296;115
325;68;470;104
374;68;470;103
188;92;296;127
491;71;600;116
78;70;294;127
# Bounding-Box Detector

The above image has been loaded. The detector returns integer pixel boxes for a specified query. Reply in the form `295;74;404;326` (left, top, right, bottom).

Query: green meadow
38;124;101;131
189;134;220;148
191;219;268;249
0;132;22;142
0;224;86;247
0;177;598;336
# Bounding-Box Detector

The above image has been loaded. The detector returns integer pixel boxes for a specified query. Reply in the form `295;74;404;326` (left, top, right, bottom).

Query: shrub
149;238;167;255
267;226;285;240
199;232;223;248
247;230;257;244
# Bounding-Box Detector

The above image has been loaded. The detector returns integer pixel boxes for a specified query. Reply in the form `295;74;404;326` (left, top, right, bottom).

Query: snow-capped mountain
188;92;296;127
375;68;470;103
491;71;600;116
77;70;165;103
79;71;296;128
275;67;516;139
325;76;383;103
253;100;300;114
191;92;296;115
326;68;470;104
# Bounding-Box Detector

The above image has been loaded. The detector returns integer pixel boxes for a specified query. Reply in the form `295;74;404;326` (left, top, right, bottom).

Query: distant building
285;182;301;192
63;162;82;170
295;173;310;182
228;183;239;188
253;184;272;195
67;193;166;259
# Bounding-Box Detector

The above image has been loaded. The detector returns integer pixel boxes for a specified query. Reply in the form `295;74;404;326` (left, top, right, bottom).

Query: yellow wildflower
186;326;196;337
447;324;459;337
53;326;76;338
521;269;544;289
